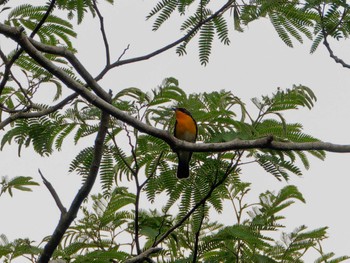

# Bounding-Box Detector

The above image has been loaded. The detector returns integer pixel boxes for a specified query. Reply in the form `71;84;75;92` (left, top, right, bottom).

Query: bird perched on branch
173;107;198;179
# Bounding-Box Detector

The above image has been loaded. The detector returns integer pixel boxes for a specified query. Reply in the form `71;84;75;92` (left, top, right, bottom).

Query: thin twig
0;47;8;64
92;0;111;66
107;130;136;176
140;151;164;189
94;0;235;81
38;169;67;215
117;44;130;62
125;123;142;255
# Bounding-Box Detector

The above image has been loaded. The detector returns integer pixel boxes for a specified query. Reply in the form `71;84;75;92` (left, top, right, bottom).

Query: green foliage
5;4;76;47
148;0;231;65
0;176;39;197
1;113;67;156
0;235;41;262
147;0;350;59
51;188;132;262
0;0;349;260
56;0;114;24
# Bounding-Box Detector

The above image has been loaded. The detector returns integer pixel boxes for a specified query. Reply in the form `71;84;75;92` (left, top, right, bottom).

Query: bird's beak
171;107;177;111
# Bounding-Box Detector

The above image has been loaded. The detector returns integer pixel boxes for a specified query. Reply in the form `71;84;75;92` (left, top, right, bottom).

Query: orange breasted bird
173;107;198;179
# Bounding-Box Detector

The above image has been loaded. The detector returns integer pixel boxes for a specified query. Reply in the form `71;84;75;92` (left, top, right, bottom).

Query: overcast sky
1;0;350;261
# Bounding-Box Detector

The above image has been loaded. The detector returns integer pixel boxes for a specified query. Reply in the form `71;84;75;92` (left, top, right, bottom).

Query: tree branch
2;24;350;154
317;5;350;69
38;169;67;215
153;151;243;247
192;204;205;263
27;38;110;101
38;109;110;263
323;35;350;69
124;247;162;263
92;0;111;66
94;0;234;81
0;93;78;130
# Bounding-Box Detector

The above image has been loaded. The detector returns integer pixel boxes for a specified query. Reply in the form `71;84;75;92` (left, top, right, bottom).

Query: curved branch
38;169;67;215
0;93;78;130
318;5;350;69
2;24;350;154
323;36;350;69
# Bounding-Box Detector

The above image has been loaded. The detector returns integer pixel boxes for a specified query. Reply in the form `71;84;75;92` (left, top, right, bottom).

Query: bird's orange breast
175;111;197;142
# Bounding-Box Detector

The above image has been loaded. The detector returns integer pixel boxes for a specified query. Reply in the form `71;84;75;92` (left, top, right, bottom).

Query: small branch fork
37;110;110;263
38;169;67;215
318;4;350;69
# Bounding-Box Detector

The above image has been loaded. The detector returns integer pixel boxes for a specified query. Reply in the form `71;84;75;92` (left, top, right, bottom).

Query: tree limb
38;109;110;263
124;247;162;263
0;93;78;130
38;169;67;215
94;0;235;81
92;0;111;66
2;24;350;154
323;35;350;69
26;38;110;101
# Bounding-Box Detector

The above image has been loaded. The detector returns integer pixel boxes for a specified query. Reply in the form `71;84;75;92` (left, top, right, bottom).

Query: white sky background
1;0;350;261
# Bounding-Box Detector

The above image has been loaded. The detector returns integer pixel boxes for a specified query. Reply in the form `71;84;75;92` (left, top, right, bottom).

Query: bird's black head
173;107;193;117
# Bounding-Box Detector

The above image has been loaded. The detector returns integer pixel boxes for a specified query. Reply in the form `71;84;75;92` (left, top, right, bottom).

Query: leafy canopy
1;0;350;262
1;78;348;262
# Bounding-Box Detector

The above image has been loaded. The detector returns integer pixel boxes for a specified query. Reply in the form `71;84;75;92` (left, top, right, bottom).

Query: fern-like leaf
198;20;215;65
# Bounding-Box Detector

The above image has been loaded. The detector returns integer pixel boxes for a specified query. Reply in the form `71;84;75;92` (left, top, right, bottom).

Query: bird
173;107;198;179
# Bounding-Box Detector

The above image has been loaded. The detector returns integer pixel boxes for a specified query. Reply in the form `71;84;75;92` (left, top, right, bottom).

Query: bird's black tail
176;151;192;179
177;160;189;179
